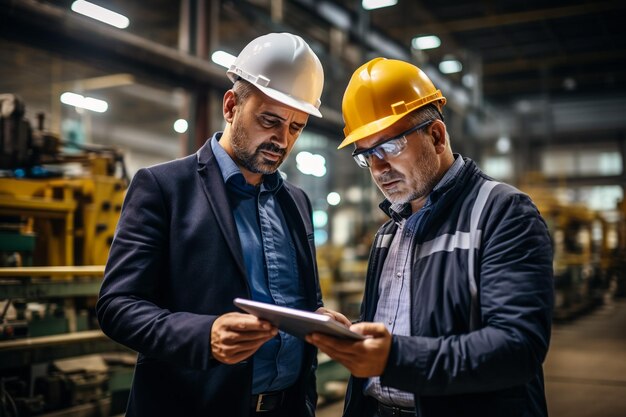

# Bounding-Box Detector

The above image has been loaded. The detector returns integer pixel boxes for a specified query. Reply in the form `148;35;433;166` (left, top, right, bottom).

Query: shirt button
396;272;402;278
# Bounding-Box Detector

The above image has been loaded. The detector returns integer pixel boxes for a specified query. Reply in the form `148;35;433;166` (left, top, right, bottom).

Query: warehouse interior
1;0;625;416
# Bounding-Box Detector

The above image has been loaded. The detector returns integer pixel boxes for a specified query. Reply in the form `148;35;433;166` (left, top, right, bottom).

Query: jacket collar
379;154;474;219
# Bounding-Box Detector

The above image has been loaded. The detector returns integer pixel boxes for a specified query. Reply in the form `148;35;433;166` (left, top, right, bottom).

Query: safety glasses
351;119;434;168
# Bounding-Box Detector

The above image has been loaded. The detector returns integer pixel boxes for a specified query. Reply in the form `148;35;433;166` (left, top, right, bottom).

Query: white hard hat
227;33;324;118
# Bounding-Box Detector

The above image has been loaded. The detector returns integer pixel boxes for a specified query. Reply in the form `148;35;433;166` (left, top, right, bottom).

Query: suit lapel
196;141;247;280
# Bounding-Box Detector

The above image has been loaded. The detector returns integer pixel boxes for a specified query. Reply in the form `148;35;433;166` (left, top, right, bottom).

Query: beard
374;144;440;205
230;121;286;175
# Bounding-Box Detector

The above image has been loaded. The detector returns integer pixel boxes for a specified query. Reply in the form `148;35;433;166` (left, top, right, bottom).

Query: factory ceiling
218;0;626;105
356;0;626;101
1;0;625;139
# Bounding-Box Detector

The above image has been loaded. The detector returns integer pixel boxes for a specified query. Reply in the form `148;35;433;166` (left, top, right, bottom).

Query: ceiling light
296;151;327;177
411;35;441;50
211;51;236;68
439;57;463;74
71;1;129;29
327;192;341;206
60;92;108;113
362;0;397;11
173;119;188;134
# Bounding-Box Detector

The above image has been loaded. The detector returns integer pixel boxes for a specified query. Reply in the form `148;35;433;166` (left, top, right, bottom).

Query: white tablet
233;298;364;340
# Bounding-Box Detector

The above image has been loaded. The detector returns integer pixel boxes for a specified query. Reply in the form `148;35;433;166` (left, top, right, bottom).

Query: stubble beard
376;147;440;205
230;121;286;175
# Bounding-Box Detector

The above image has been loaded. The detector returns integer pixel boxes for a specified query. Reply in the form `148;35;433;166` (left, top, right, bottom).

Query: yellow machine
523;186;614;319
0;156;126;268
0;94;127;268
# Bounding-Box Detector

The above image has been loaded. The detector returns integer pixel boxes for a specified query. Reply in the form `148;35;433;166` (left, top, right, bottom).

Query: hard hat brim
254;83;323;118
338;112;406;149
338;94;446;149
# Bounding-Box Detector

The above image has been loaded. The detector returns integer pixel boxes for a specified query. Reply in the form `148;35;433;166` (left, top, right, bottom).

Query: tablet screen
233;298;364;340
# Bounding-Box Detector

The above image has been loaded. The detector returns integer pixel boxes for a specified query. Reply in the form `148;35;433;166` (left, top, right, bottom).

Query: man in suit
97;32;348;417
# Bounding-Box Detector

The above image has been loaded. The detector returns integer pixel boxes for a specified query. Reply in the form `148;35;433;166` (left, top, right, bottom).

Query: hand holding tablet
233;298;364;340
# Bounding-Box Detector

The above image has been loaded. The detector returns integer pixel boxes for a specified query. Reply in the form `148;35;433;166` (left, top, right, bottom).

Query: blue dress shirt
210;134;306;394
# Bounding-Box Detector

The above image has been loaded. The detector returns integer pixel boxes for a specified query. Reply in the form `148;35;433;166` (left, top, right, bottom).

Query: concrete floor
317;298;626;417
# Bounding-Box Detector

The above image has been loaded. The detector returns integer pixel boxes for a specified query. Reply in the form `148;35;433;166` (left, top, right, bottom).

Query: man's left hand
306;322;392;378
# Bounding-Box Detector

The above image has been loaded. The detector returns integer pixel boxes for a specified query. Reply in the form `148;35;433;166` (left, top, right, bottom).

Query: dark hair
232;79;257;104
407;103;444;125
404;103;451;145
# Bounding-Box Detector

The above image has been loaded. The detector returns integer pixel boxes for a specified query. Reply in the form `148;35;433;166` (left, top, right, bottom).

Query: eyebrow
261;111;306;130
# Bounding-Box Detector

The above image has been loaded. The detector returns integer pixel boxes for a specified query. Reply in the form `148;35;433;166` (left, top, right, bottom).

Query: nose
271;125;290;148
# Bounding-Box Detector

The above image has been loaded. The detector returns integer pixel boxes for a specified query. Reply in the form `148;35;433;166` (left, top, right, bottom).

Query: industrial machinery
1;94;128;268
0;95;133;417
522;186;617;320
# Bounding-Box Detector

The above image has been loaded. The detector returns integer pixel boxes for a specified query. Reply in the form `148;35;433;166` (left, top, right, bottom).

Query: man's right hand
210;312;277;364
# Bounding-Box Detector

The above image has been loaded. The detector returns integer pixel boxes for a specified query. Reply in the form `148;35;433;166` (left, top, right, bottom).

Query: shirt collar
210;133;284;194
433;153;465;193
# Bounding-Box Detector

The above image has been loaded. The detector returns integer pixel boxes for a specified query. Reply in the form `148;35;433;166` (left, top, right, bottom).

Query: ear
430;120;447;154
223;90;237;123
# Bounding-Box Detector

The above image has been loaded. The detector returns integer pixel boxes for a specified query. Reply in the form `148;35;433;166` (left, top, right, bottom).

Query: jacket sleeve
381;193;554;395
96;168;218;370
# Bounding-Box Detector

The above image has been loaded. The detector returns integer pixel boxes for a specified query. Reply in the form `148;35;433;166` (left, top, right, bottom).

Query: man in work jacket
307;57;554;417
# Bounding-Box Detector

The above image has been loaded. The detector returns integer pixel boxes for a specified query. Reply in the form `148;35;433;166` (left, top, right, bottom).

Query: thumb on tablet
350;322;387;337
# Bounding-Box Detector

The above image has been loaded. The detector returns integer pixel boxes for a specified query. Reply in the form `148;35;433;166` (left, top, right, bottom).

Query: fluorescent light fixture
327;192;341;206
211;51;236;68
173;119;188;134
439;58;463;74
362;0;397;10
71;1;129;29
412;35;441;50
296;151;327;177
60;92;108;113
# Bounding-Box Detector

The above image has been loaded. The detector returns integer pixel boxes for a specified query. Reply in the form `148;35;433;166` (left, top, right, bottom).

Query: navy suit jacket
97;139;322;417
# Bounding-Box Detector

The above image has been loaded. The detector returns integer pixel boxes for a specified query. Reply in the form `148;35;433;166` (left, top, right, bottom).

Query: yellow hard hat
338;58;446;149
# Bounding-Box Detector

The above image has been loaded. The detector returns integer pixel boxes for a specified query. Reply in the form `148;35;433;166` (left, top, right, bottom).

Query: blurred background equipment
0;96;127;267
1;97;133;417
